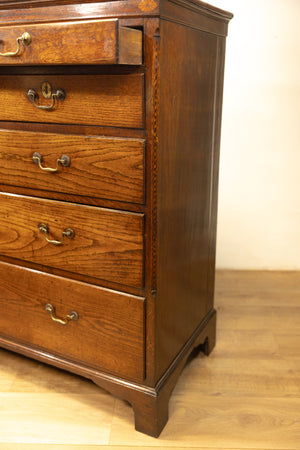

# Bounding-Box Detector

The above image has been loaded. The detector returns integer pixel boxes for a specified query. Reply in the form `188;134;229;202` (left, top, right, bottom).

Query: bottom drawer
0;262;145;382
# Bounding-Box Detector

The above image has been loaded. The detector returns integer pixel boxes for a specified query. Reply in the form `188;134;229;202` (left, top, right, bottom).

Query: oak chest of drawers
0;0;232;437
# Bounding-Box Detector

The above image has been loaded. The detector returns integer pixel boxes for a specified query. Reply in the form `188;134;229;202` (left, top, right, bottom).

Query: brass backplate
41;81;52;99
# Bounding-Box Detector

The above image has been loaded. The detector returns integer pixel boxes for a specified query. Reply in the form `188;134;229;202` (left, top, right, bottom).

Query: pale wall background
210;0;300;270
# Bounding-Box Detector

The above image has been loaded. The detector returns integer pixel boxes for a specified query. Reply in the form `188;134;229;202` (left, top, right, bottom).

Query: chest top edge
0;0;232;22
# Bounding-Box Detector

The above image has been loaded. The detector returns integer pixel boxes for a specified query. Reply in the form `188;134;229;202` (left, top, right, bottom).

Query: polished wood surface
0;20;142;65
0;271;299;448
0;129;145;204
0;0;232;437
0;193;144;288
156;19;225;379
0;74;144;128
161;0;232;36
0;261;146;381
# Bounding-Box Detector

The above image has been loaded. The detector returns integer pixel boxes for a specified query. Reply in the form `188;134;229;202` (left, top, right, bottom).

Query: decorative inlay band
151;28;160;292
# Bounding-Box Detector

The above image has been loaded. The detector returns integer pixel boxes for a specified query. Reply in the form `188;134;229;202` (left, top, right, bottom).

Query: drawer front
0;129;145;204
0;262;145;381
0;19;142;65
0;193;144;288
0;74;144;128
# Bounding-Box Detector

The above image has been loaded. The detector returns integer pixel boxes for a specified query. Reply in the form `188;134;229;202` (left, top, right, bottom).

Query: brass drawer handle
27;87;65;110
0;32;31;57
33;152;71;173
45;303;79;325
38;223;75;245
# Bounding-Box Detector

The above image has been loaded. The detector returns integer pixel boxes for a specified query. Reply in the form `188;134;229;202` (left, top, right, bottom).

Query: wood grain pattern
0;74;144;128
1;271;299;448
156;20;221;380
0;193;144;288
0;261;145;381
111;395;300;447
0;129;145;204
160;0;232;36
0;392;115;445
0;0;159;17
141;18;160;387
0;0;233;438
0;19;142;65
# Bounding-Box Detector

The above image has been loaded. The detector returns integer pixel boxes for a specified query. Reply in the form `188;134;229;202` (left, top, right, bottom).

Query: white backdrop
210;0;300;269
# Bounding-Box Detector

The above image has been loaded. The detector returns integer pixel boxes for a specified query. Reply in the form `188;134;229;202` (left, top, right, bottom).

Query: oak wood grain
0;0;233;438
0;74;144;128
160;0;232;36
0;261;146;381
0;271;298;447
0;193;144;288
156;20;223;380
0;0;159;17
0;129;145;204
0;19;142;65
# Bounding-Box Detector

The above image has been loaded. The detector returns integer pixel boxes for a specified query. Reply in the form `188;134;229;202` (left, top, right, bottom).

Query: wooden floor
0;270;299;449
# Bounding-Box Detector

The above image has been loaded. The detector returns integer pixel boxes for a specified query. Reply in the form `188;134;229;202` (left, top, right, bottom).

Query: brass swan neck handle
27;87;65;110
38;223;75;246
32;152;71;173
45;303;79;325
0;32;31;57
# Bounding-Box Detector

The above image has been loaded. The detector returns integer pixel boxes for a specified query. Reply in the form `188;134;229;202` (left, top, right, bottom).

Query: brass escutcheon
41;81;52;99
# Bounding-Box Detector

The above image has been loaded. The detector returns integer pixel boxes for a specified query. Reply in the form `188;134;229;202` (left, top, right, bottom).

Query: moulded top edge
0;0;233;21
175;0;234;20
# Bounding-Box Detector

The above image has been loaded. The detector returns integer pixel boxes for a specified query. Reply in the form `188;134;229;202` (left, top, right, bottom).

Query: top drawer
0;19;142;65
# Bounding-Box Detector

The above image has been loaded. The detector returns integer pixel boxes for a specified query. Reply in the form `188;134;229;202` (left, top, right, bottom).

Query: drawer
0;193;144;288
0;19;142;65
0;74;144;128
0;261;145;381
0;129;145;204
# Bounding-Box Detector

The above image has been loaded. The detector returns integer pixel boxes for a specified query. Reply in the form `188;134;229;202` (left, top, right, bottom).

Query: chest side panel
156;19;226;378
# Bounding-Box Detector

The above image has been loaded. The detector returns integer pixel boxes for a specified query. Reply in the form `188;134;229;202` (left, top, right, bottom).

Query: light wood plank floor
0;271;299;449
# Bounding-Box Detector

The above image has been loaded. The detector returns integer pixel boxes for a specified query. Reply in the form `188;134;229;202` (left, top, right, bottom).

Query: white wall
210;0;300;269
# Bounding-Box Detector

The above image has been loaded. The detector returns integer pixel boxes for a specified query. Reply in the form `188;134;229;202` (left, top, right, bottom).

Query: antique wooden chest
0;0;232;436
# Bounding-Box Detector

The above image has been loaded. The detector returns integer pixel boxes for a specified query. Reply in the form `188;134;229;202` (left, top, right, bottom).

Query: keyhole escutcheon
42;81;52;99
